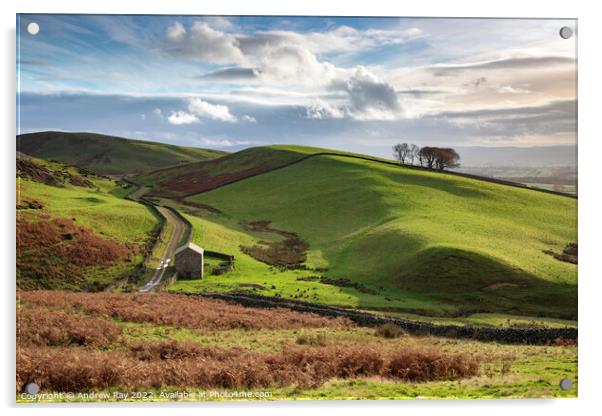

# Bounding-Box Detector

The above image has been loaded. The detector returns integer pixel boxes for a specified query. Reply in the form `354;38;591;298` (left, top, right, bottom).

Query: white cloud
167;111;199;125
236;25;424;57
258;44;340;86
165;21;245;64
161;18;575;127
242;115;257;123
385;51;575;119
198;138;250;147
187;97;237;122
152;108;163;118
201;16;234;31
301;66;403;121
338;66;402;120
305;99;345;120
164;20;409;121
497;86;531;94
166;22;186;41
165;19;423;75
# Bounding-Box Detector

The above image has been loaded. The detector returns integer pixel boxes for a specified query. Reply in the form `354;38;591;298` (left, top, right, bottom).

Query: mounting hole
559;378;573;391
26;22;40;36
23;382;40;395
559;26;573;39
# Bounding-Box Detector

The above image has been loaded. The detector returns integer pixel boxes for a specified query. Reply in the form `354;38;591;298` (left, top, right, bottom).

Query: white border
3;1;601;415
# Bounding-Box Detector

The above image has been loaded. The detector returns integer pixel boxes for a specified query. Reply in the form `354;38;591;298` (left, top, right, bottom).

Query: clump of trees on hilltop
393;143;460;171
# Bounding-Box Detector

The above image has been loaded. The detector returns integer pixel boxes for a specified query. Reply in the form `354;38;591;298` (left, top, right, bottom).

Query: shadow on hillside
170;154;575;321
343;245;577;320
371;162;489;199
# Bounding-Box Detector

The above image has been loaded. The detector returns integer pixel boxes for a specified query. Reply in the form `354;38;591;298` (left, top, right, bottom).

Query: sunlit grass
172;150;576;320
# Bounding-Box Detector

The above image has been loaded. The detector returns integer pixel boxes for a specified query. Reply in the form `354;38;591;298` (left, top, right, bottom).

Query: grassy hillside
168;146;577;321
17;131;227;175
17;155;160;290
133;145;375;197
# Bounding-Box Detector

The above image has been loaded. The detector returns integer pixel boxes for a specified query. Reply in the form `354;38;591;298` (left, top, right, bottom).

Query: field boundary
122;181;236;285
163;206;235;265
199;292;577;345
180;152;578;199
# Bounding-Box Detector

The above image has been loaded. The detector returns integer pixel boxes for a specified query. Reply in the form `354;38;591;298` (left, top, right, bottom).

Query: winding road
124;183;187;293
139;206;185;293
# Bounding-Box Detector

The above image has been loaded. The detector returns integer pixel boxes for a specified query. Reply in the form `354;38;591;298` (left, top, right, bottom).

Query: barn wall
175;249;204;279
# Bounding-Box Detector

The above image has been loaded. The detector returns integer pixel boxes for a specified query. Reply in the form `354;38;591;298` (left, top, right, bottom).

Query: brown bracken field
17;291;490;394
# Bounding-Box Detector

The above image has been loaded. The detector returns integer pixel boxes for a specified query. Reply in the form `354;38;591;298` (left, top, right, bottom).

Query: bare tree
409;144;420;165
393;143;411;164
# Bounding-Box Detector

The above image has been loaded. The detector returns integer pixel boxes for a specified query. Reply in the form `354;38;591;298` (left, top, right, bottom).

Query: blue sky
17;15;577;157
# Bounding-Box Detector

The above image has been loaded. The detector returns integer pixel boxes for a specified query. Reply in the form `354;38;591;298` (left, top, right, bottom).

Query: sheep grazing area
17;291;577;401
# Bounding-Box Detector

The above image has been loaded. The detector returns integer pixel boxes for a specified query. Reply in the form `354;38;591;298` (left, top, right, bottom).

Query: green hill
17;154;160;290
132;145;393;197
17;131;227;175
166;146;577;321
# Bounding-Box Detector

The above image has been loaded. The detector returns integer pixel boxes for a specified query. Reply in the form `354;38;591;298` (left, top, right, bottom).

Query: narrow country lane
139;206;185;293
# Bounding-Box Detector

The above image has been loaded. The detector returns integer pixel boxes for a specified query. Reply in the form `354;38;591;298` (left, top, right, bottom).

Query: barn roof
175;242;204;255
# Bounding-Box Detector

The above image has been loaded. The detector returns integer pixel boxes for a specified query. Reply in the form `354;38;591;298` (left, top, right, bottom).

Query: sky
17;15;577;158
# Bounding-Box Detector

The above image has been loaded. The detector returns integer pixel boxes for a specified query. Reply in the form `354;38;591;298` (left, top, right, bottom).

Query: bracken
18;291;352;330
17;342;484;392
16;218;130;290
17;307;122;348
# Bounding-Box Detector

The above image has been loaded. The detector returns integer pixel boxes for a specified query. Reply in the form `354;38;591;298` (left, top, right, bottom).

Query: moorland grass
17;292;577;401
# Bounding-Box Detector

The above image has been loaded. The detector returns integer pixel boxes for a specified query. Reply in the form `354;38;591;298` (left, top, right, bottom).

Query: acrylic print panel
16;15;577;402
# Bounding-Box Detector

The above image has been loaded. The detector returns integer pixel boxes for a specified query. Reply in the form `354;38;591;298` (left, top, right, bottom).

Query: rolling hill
17;154;160;290
133;145;334;197
17;131;227;175
164;146;577;321
134;144;573;199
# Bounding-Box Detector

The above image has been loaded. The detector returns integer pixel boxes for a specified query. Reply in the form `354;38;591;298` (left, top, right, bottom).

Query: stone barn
175;242;204;279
